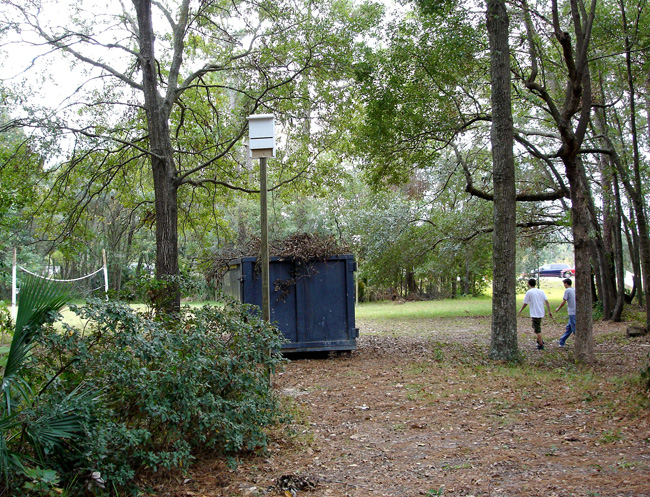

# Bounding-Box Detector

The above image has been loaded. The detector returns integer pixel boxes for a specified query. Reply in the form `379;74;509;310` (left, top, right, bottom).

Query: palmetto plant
0;274;87;489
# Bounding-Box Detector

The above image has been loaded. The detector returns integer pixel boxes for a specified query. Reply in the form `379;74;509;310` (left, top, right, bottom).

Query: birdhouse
247;114;275;158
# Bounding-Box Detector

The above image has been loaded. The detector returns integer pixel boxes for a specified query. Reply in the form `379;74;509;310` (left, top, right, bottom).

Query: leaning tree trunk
564;154;595;363
548;0;597;363
134;0;181;314
487;0;518;361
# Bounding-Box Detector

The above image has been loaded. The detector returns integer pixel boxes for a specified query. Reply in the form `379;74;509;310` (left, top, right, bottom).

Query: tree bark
486;0;518;361
564;155;595;362
406;269;418;296
620;0;650;332
133;0;181;313
595;154;616;320
623;211;642;304
611;174;626;321
537;0;597;363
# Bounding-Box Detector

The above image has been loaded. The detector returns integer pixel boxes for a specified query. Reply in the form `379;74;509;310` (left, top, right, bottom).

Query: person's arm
518;303;528;316
546;300;553;318
556;299;566;313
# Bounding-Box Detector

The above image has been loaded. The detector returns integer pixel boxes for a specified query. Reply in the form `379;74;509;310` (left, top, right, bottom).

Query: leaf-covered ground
146;315;650;497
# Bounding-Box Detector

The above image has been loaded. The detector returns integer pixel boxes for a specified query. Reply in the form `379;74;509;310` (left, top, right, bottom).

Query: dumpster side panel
289;255;356;352
302;259;346;342
269;260;299;344
240;258;298;344
230;255;357;352
220;263;242;300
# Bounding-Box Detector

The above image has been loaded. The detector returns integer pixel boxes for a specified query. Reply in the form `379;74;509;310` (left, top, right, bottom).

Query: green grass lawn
356;277;569;320
3;279;569;333
356;296;493;319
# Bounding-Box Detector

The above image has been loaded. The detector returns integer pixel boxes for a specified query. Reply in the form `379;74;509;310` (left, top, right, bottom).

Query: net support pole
102;249;109;299
11;248;17;321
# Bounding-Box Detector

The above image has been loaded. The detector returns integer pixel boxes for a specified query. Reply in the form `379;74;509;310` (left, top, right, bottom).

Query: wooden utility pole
247;114;275;322
260;157;270;321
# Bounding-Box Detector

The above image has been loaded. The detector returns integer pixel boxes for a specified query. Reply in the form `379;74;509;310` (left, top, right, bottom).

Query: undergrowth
2;297;288;495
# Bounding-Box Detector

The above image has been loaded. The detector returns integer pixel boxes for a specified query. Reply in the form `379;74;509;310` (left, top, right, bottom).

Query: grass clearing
356;296;492;320
356;277;570;322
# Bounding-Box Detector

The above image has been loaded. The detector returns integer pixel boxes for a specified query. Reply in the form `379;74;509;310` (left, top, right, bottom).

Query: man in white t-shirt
555;278;576;347
518;278;552;350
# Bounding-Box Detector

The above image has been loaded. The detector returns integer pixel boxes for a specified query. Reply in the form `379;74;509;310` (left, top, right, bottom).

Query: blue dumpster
221;254;358;353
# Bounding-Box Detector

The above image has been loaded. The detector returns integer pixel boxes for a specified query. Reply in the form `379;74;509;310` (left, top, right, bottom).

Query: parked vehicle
562;267;575;278
526;263;571;278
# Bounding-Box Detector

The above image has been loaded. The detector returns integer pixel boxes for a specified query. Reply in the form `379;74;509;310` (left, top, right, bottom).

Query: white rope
18;266;104;282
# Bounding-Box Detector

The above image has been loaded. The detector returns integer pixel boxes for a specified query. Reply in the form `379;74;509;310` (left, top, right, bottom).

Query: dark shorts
531;317;542;334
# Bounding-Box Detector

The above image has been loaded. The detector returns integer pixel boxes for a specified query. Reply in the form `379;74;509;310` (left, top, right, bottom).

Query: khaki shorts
531;317;542;334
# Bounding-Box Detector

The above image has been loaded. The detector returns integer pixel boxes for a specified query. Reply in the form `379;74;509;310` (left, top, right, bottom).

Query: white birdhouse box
247;114;275;158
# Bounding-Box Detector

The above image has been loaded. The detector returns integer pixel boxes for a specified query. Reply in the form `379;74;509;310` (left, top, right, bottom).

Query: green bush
115;273;215;304
0;275;91;496
0;304;12;339
7;297;287;494
516;277;529;295
592;300;604;321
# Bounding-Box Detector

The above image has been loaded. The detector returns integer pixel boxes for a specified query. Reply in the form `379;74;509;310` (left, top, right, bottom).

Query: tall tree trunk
596;153;616;319
620;0;650;332
591;242;615;320
487;0;518;361
593;79;622;320
134;0;181;314
624;211;643;306
405;269;418;296
611;175;625;321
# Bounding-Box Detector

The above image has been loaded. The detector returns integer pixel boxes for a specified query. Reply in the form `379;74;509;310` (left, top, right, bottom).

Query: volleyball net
11;248;109;319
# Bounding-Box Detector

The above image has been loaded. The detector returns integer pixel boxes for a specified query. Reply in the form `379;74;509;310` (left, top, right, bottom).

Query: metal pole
102;249;109;299
355;269;359;306
260;157;270;322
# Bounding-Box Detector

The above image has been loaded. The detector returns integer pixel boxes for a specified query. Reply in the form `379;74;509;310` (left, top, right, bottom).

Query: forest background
0;2;648;303
1;0;650;494
0;0;648;347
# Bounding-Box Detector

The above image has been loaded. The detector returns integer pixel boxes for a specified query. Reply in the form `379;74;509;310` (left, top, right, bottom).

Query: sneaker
557;341;565;348
537;341;545;350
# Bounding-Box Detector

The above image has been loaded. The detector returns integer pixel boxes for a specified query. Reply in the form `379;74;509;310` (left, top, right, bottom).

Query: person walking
555;278;576;347
518;278;552;350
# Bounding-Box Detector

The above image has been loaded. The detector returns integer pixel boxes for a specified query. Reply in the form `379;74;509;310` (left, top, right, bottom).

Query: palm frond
23;385;100;463
25;414;86;453
2;275;71;415
0;414;30;483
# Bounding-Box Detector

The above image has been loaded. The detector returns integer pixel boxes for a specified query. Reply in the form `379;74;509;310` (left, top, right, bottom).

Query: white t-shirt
523;288;548;318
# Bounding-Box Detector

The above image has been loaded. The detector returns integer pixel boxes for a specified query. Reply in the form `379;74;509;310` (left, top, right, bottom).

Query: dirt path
151;317;650;497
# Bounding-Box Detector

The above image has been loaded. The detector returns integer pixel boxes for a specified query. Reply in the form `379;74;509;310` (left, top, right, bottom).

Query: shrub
117;274;216;305
10;297;287;494
0;275;93;495
592;300;604;321
515;277;529;295
0;303;12;344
